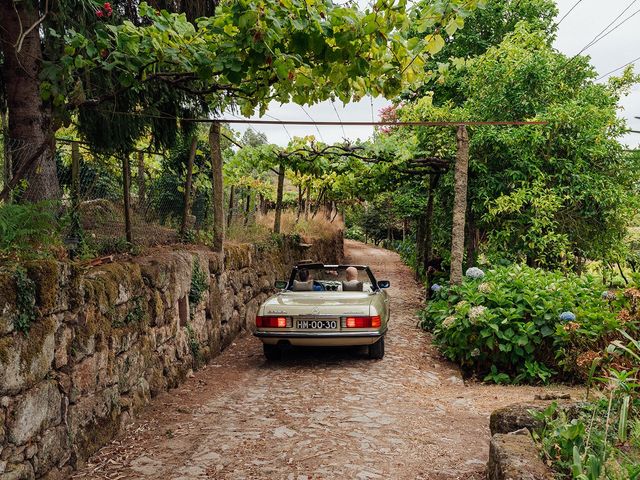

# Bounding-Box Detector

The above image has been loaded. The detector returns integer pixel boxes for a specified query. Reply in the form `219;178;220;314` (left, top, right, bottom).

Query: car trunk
261;292;372;317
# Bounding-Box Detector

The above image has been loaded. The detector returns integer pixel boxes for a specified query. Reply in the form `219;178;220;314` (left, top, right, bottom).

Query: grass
256;210;343;240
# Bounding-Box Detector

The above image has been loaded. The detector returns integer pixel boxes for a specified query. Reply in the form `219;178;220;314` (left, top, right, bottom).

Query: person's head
345;266;358;282
298;269;310;282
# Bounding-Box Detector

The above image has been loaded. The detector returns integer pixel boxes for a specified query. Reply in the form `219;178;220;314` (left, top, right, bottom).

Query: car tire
263;343;282;361
368;336;385;360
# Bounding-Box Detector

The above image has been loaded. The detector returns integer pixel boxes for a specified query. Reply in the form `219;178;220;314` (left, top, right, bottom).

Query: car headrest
292;280;314;291
342;280;363;292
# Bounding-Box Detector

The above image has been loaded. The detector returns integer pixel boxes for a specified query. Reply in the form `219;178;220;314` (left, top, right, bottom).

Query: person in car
293;269;324;291
342;266;363;291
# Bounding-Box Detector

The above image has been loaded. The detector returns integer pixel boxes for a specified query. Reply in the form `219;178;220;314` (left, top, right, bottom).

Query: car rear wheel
368;336;385;359
263;343;282;361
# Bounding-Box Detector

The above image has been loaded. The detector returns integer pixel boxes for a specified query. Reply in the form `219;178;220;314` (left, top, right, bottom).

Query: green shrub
189;257;208;315
13;268;37;333
532;333;640;479
344;225;366;242
421;264;626;383
0;202;61;260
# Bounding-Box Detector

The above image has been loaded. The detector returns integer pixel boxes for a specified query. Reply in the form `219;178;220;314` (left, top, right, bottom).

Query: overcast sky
228;0;640;148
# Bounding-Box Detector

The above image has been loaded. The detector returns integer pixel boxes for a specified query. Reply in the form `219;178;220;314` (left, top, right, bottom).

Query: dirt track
74;240;571;480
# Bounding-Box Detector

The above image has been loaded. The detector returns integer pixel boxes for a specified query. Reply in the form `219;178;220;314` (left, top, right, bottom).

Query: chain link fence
0;133;341;261
0;134;195;259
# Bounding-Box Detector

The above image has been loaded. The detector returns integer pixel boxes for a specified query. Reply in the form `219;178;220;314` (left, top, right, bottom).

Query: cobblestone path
74;240;563;480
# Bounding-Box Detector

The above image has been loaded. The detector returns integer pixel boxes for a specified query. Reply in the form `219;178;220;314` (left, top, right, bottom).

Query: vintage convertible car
253;263;390;360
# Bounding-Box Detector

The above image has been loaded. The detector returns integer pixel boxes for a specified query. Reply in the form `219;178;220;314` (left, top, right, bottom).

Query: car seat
341;280;363;292
292;280;314;291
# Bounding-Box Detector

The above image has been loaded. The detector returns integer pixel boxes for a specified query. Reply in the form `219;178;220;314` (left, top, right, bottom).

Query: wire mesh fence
0;134;193;258
0;132;343;261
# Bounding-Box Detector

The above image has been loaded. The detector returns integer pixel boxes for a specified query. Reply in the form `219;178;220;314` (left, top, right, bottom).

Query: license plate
297;319;338;330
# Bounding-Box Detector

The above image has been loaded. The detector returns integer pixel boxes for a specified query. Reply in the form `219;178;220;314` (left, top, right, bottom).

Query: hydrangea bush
420;264;629;384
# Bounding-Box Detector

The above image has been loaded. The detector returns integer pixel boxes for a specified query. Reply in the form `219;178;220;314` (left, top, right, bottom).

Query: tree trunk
415;216;426;280
1;107;11;194
137;151;146;208
122;154;133;244
450;125;469;285
0;0;60;201
227;185;235;228
425;174;439;297
243;189;251;226
180;135;197;235
258;193;265;216
465;207;478;270
208;123;224;252
297;184;303;220
304;183;311;220
312;187;326;219
274;163;285;234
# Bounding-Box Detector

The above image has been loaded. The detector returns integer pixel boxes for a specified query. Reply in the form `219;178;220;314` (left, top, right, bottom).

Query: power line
596;54;640;81
300;105;324;142
264;112;293;141
556;0;585;26
93;109;548;126
578;3;640;56
331;100;347;139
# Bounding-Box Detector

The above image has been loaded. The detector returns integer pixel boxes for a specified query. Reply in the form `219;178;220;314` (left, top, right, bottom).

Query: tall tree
1;0;479;200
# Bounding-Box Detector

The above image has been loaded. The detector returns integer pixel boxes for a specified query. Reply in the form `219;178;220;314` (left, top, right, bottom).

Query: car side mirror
378;280;390;289
275;280;288;289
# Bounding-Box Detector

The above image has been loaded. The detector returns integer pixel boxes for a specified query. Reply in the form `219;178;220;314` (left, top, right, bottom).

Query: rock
487;432;553;480
6;381;62;445
244;299;259;332
273;426;296;439
70;349;110;402
534;393;571;401
490;401;585;435
0;320;56;396
35;426;70;475
490;403;544;436
23;445;36;460
0;462;34;480
0;315;13;336
54;326;72;369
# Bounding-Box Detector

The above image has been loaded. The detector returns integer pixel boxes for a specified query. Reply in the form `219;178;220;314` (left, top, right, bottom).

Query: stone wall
0;233;343;479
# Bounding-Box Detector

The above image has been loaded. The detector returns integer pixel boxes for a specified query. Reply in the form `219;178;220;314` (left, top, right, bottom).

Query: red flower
103;2;111;8
96;9;104;17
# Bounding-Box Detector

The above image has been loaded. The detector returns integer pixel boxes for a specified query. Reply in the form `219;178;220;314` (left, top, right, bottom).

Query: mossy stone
26;259;60;314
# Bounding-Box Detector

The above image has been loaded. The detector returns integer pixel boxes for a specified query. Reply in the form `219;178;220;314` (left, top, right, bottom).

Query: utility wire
596;54;640;81
91;109;548;126
559;1;640;73
577;1;640;56
556;0;585;26
331;100;347;139
264;112;293;141
300;105;325;142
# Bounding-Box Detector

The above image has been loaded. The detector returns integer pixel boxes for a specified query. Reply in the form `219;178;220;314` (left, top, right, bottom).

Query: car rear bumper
254;329;386;347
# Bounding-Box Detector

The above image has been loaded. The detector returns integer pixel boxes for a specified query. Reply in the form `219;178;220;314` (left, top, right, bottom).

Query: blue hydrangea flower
559;311;576;322
465;267;485;279
431;283;442;292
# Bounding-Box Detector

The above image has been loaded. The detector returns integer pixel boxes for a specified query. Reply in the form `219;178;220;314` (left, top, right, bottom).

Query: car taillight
344;315;381;328
256;316;290;328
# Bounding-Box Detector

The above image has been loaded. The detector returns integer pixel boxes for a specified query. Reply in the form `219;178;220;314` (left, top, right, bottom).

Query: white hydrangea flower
442;316;456;329
470;348;481;358
478;282;492;294
468;305;487;324
465;267;485;279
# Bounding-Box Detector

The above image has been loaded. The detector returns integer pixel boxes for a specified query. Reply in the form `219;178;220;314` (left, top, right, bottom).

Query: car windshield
296;267;369;283
290;266;374;292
